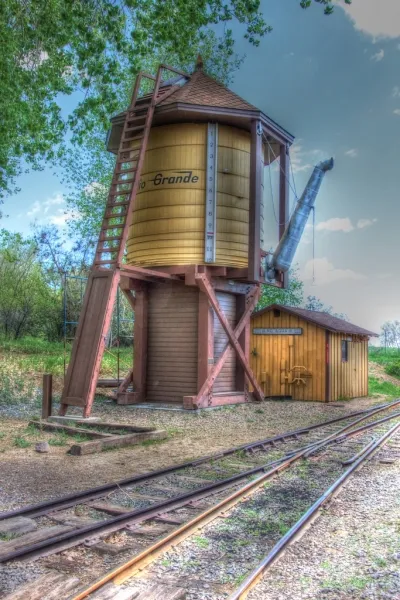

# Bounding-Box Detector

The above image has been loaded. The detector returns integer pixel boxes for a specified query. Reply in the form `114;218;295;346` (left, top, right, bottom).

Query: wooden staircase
60;66;189;417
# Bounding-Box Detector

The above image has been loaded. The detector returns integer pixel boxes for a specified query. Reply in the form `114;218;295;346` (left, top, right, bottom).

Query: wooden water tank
126;123;251;268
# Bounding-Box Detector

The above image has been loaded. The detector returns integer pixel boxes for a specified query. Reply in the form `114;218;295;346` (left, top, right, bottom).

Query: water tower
59;60;328;417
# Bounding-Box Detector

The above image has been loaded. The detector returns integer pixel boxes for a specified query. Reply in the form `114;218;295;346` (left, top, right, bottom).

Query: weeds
193;536;210;549
13;436;31;448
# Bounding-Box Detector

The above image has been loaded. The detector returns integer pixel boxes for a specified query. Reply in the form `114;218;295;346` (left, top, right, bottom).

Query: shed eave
251;304;378;338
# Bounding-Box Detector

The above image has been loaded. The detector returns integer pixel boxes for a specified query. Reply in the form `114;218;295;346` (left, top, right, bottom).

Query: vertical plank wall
250;311;326;401
213;292;237;393
146;282;199;402
329;334;369;400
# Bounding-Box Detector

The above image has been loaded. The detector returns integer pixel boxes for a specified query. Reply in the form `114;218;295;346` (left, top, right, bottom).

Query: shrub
385;362;400;378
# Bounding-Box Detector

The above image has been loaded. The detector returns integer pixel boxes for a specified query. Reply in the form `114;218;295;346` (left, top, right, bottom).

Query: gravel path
247;455;400;600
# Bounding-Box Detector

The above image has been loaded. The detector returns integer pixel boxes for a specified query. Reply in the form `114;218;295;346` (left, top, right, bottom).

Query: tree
380;321;400;351
304;295;348;320
0;230;55;339
256;268;304;311
1;0;351;200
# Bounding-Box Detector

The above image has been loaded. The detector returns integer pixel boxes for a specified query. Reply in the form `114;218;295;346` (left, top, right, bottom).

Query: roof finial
195;55;204;72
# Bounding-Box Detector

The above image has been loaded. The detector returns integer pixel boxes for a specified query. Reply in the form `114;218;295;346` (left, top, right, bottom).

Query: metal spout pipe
267;157;334;280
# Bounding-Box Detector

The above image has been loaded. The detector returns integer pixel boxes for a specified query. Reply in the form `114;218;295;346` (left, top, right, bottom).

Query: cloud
26;193;75;228
316;218;354;233
289;141;312;173
357;218;378;229
48;209;77;227
393;109;400;116
371;49;385;62
27;201;41;217
392;86;400;98
345;148;358;158
342;1;400;39
316;217;377;233
84;181;107;196
304;258;367;285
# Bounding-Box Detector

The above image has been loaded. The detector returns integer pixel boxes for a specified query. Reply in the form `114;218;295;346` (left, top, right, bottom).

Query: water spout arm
266;158;334;281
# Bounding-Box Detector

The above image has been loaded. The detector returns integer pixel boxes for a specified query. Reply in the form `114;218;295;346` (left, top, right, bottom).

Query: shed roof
252;304;378;337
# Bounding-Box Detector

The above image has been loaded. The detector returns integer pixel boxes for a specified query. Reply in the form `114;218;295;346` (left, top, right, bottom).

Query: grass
0;335;133;378
193;536;210;549
13;436;31;448
369;347;400;378
0;532;19;541
368;377;400;398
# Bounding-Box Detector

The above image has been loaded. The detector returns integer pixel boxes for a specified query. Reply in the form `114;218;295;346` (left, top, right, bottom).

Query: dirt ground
0;392;386;513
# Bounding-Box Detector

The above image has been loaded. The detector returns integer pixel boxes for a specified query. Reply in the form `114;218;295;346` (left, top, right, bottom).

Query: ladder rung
101;224;125;231
96;248;118;254
100;236;122;242
107;201;130;208
115;166;137;176
112;176;135;185
106;210;127;219
108;191;131;199
125;125;145;135
94;259;118;265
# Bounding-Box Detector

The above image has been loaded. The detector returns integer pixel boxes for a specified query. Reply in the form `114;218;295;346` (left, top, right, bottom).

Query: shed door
213;292;236;393
147;283;198;402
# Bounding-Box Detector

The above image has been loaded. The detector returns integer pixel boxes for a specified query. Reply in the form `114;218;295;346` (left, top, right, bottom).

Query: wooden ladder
60;65;188;417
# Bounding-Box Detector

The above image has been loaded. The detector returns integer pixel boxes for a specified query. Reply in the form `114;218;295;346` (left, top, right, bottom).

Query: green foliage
385;362;400;378
13;436;32;448
369;346;400;379
0;0;267;198
304;295;348;320
0;230;56;339
1;0;343;199
256;267;304;311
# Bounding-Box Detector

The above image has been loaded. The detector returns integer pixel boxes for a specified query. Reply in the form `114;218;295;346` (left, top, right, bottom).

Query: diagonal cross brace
195;274;264;404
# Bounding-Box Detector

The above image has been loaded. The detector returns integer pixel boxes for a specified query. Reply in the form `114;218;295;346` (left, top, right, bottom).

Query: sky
3;0;400;336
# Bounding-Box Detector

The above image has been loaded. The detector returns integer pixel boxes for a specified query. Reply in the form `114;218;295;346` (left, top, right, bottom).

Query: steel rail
228;421;400;600
2;400;397;522
2;403;400;565
67;409;400;600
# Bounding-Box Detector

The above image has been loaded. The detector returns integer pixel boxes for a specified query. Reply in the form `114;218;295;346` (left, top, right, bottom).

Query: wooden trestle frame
59;64;291;417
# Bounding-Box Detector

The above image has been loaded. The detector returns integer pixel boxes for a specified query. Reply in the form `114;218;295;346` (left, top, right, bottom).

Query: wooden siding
146;283;198;402
213;292;237;393
250;310;326;402
329;333;369;400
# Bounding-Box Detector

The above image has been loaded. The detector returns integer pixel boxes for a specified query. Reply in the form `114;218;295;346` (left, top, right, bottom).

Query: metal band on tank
204;123;218;263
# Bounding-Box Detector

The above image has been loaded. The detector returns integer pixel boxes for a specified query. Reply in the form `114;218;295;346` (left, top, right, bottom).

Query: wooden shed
250;304;377;402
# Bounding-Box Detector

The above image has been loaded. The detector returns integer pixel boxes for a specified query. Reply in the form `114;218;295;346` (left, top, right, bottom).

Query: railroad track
2;400;400;600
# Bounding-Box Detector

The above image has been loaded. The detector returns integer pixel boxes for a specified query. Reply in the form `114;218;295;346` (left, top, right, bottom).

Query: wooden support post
42;374;53;419
248;119;262;282
279;143;290;288
132;283;148;402
197;290;214;394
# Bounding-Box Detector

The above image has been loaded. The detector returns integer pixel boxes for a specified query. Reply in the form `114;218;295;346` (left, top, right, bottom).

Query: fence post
42;374;53;419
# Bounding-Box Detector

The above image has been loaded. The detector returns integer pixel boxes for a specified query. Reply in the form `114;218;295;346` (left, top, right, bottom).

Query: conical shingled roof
158;70;258;112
